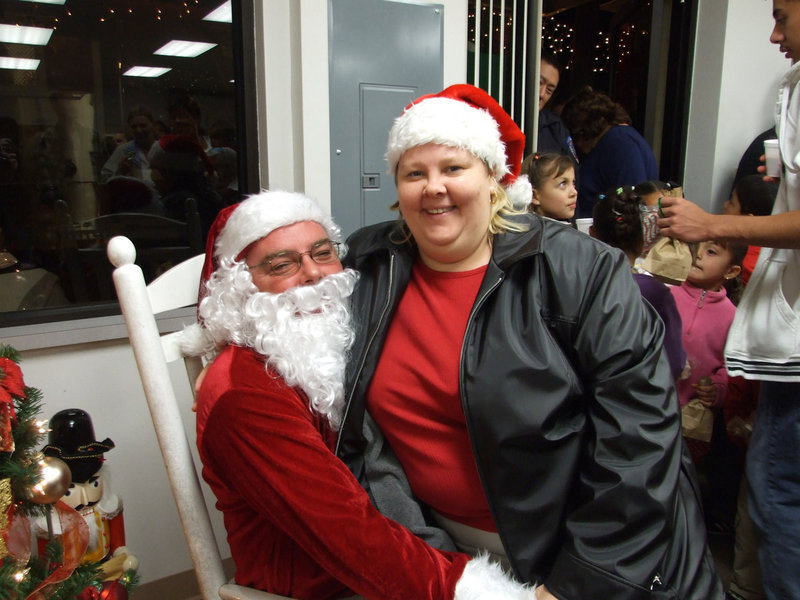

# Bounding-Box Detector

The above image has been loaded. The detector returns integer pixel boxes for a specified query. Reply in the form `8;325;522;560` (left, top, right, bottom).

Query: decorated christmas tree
0;344;137;599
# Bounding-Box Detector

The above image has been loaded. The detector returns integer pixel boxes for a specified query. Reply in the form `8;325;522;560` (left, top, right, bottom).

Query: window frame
0;0;259;345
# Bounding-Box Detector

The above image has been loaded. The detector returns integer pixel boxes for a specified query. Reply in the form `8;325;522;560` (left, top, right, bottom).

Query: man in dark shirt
537;54;577;162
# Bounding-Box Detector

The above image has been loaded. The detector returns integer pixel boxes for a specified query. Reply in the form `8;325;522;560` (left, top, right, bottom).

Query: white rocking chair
108;235;293;600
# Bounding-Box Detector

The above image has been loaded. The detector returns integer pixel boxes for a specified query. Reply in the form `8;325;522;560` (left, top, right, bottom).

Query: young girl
590;186;686;380
520;152;577;221
723;174;778;286
670;239;747;461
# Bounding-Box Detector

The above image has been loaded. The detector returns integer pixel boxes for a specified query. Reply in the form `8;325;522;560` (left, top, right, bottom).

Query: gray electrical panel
329;0;444;237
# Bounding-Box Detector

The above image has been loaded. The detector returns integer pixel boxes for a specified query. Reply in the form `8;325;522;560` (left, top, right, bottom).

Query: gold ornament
0;478;10;559
27;456;72;504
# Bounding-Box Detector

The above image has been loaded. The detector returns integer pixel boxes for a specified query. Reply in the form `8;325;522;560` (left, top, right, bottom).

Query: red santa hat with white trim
386;84;532;209
199;190;341;285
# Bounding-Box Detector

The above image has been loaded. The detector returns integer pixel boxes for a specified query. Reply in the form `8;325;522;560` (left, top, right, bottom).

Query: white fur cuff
177;322;219;360
454;553;534;599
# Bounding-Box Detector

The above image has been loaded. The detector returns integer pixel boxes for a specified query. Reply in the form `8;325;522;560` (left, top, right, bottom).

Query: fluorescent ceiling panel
0;23;53;45
154;40;217;58
123;66;171;78
203;1;232;23
0;56;40;70
19;0;66;4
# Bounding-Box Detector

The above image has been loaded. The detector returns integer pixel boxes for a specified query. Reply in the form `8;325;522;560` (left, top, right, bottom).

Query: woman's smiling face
395;143;494;272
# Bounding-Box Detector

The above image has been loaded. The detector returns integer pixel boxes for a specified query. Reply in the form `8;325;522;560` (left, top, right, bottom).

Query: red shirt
367;261;497;531
742;245;761;286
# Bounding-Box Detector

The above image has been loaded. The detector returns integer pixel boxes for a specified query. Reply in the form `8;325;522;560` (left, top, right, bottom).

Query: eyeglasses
247;239;341;277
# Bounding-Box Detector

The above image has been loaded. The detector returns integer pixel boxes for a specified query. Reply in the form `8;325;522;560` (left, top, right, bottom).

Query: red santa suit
195;344;470;600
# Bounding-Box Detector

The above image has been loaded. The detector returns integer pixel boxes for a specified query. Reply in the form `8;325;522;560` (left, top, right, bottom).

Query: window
467;0;694;176
0;0;255;326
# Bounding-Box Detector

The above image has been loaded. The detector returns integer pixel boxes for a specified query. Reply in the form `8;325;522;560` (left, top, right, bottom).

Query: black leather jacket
338;215;722;599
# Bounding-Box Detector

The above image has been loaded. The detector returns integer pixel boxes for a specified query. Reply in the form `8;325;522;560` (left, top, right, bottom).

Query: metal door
329;0;444;237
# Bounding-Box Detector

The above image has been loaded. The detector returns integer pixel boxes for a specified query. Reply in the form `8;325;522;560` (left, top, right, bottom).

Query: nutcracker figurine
36;408;136;578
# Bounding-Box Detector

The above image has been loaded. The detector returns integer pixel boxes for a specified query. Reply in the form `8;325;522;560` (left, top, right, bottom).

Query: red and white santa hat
386;84;531;209
200;189;341;286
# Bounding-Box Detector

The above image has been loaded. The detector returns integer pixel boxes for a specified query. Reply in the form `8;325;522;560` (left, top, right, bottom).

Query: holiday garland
0;344;138;599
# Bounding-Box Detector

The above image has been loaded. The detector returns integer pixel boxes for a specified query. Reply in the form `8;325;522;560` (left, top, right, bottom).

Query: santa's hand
193;364;211;411
535;584;559;599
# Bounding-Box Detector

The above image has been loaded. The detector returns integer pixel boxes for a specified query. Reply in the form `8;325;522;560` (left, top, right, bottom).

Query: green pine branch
0;344;21;364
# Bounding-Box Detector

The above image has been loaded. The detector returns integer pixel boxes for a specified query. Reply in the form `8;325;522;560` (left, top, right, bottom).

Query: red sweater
367;262;495;531
196;345;468;599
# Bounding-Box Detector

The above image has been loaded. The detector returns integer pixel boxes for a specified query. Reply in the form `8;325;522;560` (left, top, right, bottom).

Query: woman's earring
490;188;498;204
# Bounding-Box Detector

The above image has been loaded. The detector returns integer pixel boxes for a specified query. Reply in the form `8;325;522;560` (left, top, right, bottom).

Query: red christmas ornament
100;580;128;600
78;580;128;600
77;586;101;600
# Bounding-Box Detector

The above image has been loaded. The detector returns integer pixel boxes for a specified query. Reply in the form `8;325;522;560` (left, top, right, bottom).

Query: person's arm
640;280;686;380
201;381;531;600
545;246;695;598
99;144;126;184
658;195;800;248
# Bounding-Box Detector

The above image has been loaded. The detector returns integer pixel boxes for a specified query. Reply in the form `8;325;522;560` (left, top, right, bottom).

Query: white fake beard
239;270;358;429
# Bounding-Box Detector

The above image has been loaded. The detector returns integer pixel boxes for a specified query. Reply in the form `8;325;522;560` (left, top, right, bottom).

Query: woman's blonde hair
488;184;529;234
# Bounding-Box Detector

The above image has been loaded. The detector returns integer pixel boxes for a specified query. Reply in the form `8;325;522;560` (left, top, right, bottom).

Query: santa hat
148;133;214;174
200;189;340;284
386;84;532;209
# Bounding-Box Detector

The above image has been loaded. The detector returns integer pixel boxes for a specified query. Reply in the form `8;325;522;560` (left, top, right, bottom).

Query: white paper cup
764;139;782;178
575;218;593;235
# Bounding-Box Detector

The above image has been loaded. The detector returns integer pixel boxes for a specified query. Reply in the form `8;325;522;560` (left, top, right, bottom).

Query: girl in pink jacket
671;240;747;408
671;240;746;461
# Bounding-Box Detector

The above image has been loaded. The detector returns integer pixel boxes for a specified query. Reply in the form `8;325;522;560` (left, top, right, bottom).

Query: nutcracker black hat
42;408;115;483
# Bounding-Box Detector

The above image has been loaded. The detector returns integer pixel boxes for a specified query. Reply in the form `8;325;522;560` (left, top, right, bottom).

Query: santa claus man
182;190;533;600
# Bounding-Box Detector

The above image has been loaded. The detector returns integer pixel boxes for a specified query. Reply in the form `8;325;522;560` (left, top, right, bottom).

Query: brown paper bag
681;398;714;442
644;237;694;285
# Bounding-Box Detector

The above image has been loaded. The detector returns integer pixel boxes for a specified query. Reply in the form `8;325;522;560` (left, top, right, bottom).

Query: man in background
536;53;577;162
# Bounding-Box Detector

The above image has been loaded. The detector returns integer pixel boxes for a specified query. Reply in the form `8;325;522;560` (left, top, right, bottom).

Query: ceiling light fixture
0;56;40;70
203;1;232;23
154;40;217;58
19;0;66;4
123;66;171;78
0;23;53;45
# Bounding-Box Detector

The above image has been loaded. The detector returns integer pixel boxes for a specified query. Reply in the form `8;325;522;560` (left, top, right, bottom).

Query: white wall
684;0;787;212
